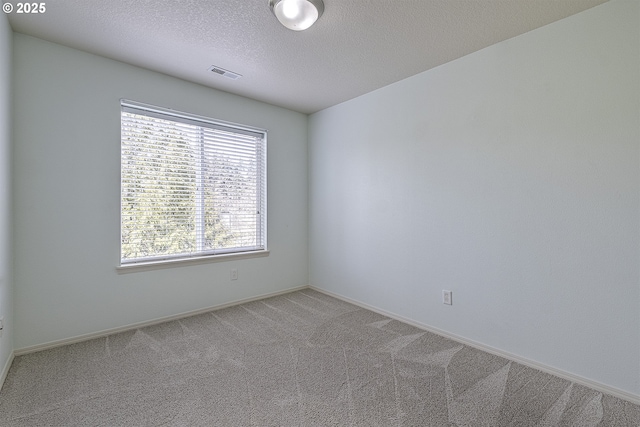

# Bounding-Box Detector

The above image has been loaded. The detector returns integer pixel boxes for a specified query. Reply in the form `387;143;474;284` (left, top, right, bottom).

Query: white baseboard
15;285;310;356
309;285;640;406
12;283;639;405
0;350;14;393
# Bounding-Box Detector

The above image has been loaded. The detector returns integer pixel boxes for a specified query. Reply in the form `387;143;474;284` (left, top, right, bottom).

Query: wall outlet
231;269;238;281
0;316;4;336
442;290;452;305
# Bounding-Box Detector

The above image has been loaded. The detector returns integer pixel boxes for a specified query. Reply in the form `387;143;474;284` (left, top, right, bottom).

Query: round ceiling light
269;0;324;31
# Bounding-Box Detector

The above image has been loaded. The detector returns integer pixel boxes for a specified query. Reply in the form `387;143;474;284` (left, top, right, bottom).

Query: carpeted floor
0;289;638;426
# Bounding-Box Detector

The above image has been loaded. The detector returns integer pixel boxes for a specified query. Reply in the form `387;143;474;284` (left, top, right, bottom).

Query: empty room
0;0;638;425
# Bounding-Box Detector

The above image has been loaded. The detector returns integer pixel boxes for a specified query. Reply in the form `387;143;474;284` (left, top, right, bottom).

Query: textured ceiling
8;0;607;114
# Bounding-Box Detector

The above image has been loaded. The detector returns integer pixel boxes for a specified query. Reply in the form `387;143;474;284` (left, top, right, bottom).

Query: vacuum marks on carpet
0;289;638;426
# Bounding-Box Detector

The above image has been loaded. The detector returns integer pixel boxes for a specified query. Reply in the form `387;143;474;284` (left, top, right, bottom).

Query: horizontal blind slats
120;103;266;264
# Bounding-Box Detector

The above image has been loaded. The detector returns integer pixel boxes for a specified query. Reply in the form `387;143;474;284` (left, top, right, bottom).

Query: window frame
118;99;268;269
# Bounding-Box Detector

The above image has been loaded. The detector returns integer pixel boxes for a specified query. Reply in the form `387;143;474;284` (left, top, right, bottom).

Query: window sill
116;250;270;273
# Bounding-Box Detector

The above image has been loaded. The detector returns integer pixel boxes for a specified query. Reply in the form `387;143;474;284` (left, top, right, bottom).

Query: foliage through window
120;100;266;265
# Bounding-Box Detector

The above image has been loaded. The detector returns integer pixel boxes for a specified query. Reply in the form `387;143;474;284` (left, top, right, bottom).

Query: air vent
208;65;242;80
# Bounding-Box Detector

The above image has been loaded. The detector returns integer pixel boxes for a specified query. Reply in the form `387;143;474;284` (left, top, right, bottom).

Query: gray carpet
0;289;638;426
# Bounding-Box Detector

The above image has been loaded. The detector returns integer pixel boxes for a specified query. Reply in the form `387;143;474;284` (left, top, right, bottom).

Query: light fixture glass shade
269;0;324;31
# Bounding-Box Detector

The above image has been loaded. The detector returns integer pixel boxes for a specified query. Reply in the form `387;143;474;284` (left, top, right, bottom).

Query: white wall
309;0;640;396
12;34;308;349
0;13;13;377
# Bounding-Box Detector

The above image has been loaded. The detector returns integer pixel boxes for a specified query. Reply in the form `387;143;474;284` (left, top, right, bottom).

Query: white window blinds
120;100;266;265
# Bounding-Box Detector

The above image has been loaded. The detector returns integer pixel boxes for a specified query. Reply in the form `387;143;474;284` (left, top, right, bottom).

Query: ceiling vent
208;65;242;80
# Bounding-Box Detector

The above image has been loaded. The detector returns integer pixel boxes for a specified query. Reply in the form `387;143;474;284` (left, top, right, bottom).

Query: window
120;100;266;266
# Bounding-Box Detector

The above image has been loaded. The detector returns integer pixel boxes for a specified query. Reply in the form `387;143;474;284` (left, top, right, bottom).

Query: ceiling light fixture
268;0;324;31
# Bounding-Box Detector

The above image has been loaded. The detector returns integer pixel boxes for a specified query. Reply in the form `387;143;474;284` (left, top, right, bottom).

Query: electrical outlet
231;269;238;281
442;290;452;305
0;316;4;337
